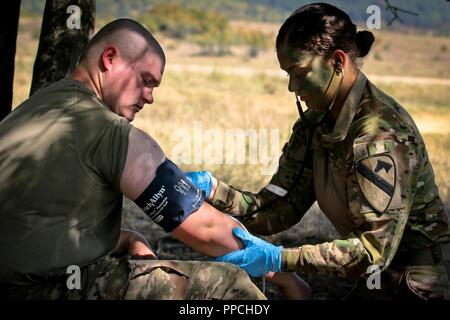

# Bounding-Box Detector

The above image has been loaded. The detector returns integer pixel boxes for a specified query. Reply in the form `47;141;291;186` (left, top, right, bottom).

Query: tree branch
383;0;419;26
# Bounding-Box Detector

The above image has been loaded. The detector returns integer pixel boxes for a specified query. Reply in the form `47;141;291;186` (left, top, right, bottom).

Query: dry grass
131;72;450;208
364;29;450;78
13;17;450;208
422;134;450;207
10;16;450;301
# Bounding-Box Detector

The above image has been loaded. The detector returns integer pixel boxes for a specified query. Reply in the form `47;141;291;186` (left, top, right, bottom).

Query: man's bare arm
171;202;244;256
111;229;157;259
120;126;242;257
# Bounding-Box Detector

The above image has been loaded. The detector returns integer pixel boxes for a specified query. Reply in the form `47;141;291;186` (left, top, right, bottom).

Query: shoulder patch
356;155;396;213
353;139;402;214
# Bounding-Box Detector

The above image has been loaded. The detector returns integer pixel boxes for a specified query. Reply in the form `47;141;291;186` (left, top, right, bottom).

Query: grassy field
11;16;450;300
13;18;450;207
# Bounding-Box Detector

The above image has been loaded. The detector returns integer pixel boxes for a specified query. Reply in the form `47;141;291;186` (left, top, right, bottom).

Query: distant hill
20;0;450;35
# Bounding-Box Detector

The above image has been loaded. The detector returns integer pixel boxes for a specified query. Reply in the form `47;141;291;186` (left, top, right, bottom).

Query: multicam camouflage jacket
209;72;450;284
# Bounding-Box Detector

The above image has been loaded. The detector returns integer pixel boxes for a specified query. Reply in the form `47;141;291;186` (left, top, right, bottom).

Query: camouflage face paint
278;49;339;111
301;58;332;92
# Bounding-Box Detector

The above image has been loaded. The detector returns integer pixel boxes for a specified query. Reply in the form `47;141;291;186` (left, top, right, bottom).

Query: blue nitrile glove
214;227;282;277
185;171;214;198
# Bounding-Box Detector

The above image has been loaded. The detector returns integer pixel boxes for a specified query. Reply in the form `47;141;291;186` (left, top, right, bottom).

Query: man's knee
123;260;266;300
190;262;266;300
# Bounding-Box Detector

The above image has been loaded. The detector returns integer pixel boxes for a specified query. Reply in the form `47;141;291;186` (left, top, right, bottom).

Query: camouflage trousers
3;256;266;300
346;262;450;300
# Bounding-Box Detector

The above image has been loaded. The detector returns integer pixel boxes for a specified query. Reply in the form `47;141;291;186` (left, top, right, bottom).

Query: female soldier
187;3;450;299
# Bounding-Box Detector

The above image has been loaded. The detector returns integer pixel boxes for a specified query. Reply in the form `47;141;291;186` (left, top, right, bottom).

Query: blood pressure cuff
134;159;205;232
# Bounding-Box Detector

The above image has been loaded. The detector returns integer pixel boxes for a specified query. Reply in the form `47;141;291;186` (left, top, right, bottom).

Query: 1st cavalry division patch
353;138;403;214
356;155;396;213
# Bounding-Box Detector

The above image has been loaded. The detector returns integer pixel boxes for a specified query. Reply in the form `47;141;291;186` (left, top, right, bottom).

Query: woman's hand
111;229;157;259
265;272;311;300
185;171;218;200
214;227;282;277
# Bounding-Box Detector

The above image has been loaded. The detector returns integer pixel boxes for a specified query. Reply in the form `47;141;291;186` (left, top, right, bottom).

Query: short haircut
83;18;165;63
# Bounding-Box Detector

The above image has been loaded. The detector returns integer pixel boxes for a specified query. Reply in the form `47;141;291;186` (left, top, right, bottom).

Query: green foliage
141;4;232;56
235;29;271;58
21;0;450;34
142;5;220;39
140;4;271;57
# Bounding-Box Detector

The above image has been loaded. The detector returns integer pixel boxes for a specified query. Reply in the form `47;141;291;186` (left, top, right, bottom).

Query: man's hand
111;229;157;259
265;272;311;300
185;171;217;200
214;227;282;277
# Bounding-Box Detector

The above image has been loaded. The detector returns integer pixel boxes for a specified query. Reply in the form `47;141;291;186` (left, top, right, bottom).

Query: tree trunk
29;0;95;96
0;0;21;121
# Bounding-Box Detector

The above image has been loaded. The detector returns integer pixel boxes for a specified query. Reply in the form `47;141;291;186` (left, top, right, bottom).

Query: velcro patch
356;155;396;213
353;138;402;214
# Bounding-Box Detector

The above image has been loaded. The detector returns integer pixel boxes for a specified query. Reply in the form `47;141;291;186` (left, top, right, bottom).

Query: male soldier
0;19;267;300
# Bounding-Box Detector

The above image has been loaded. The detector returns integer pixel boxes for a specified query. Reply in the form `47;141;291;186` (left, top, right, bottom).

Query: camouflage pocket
124;260;265;300
405;264;450;300
128;260;193;279
125;260;192;300
86;255;131;300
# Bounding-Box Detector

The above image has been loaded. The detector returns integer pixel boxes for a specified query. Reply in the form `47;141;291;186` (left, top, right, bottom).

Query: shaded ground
122;198;357;300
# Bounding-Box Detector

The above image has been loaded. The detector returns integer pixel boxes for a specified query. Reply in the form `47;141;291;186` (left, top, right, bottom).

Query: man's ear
101;46;119;71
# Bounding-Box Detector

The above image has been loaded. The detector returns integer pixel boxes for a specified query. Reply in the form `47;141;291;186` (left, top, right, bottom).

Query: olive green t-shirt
0;78;131;286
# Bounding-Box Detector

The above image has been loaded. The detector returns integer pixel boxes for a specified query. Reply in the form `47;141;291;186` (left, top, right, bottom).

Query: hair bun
356;30;375;57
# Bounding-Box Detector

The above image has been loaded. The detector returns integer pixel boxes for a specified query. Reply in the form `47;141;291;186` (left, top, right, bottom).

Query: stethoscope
229;61;345;220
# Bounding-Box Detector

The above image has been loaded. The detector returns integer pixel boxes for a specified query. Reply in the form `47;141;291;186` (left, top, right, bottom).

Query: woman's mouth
300;96;310;101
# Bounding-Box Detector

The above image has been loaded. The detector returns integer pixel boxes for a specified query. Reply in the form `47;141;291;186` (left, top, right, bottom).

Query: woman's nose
288;75;296;93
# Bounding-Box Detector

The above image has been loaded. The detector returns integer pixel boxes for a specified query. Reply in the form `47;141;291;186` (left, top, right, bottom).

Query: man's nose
142;88;154;105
